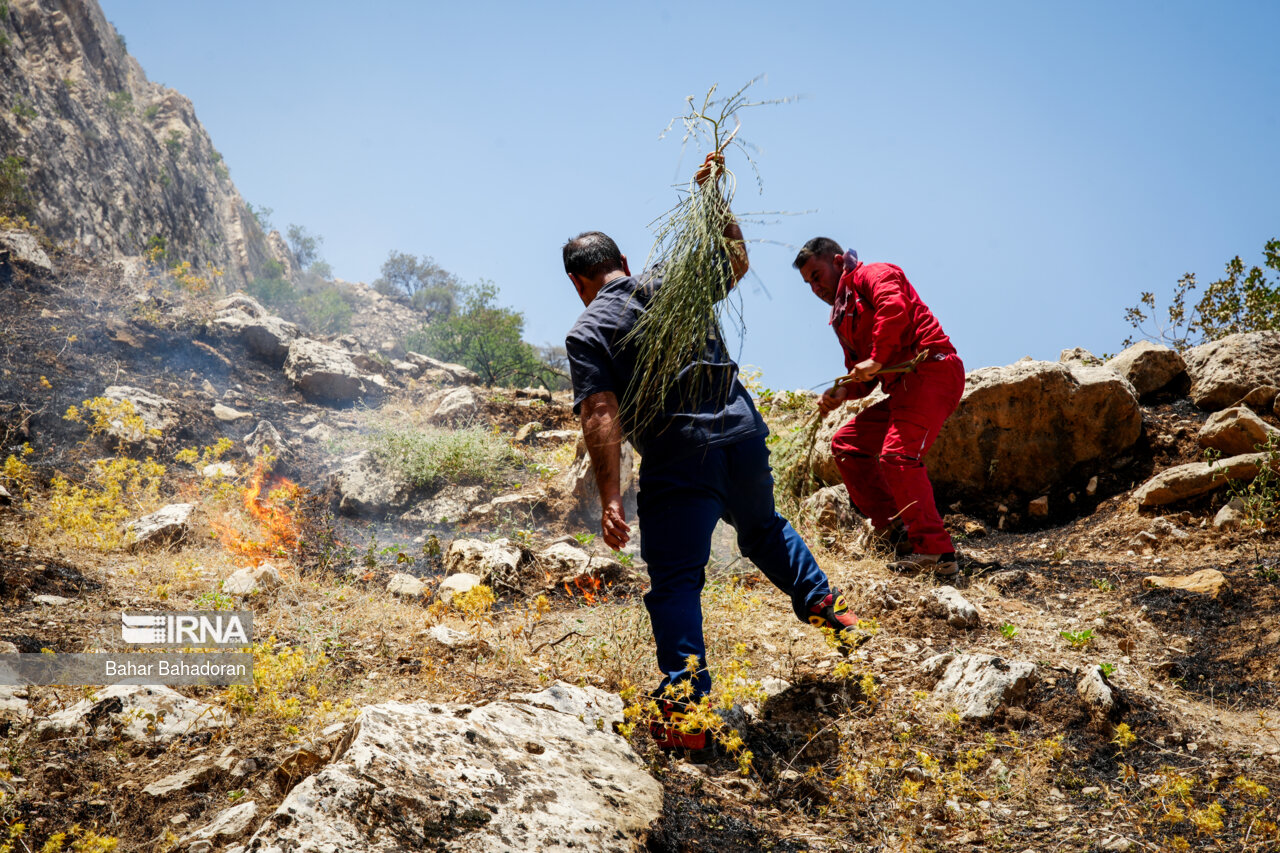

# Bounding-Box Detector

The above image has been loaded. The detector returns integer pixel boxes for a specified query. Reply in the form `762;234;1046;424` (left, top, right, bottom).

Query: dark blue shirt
566;270;767;462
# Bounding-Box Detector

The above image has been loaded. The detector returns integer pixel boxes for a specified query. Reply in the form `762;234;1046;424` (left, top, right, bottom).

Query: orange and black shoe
648;696;708;752
807;588;862;654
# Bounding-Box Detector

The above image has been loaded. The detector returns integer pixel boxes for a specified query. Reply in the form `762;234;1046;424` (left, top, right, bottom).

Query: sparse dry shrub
42;456;165;549
370;425;518;492
63;397;157;444
219;635;344;735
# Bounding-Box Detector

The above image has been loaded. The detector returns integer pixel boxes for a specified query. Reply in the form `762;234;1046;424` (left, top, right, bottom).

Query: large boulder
1133;452;1270;507
284;338;381;403
921;361;1142;498
329;451;413;517
427;386;480;425
210;293;300;365
444;538;525;588
1197;406;1280;456
565;440;639;523
1184;331;1280;410
240;694;663;852
36;684;228;744
1105;341;1186;397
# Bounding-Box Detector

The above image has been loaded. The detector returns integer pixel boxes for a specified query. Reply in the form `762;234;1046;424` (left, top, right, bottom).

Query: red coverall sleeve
865;267;912;366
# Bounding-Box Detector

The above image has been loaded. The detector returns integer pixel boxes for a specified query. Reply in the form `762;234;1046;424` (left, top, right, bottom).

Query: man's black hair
563;231;625;279
792;236;844;269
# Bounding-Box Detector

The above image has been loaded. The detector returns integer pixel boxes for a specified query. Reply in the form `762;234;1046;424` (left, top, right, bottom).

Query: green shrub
107;89;133;115
370;425;517;492
164;129;183;156
373;250;460;318
297;283;353;334
10;97;35;120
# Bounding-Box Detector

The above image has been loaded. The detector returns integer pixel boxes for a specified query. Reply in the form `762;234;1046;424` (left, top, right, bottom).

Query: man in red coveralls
794;238;965;576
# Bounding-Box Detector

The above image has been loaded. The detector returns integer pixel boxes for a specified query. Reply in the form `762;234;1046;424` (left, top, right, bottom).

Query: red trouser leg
831;400;898;530
878;355;966;554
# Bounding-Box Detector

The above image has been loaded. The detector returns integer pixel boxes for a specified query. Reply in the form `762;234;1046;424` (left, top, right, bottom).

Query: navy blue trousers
638;433;833;699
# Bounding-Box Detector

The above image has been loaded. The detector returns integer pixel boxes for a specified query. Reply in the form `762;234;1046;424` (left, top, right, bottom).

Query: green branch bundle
620;79;785;433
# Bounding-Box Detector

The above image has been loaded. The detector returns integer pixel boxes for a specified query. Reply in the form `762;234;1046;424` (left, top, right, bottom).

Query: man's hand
819;382;852;416
694;151;724;187
600;494;631;550
851;358;882;383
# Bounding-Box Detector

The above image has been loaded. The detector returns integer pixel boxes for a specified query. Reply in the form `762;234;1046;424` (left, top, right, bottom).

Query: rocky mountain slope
0;0;284;288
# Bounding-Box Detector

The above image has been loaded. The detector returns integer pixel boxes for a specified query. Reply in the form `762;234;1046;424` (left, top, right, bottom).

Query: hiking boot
807;589;862;653
648;697;708;752
888;552;959;577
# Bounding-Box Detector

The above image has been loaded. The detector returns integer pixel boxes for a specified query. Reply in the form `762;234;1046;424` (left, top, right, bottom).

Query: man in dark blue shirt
562;154;859;750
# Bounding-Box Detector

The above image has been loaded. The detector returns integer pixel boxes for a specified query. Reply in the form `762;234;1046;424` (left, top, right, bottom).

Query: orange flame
213;457;302;560
564;572;606;605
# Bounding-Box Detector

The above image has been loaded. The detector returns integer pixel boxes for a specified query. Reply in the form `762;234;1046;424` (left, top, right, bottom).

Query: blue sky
102;1;1280;391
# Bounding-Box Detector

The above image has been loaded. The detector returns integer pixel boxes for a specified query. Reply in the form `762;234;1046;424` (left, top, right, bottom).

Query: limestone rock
444;538;524;586
811;392;887;485
223;564;282;596
1184;331;1280;410
284;338;380;403
34;594;72;606
35;684;228;744
387;573;427;598
535;542;628;591
1143;569;1227;598
802;485;857;531
1133;452;1269;507
921;361;1140;498
125;503;194;551
240;696;662;852
400;485;486;525
404;351;480;385
1059;346;1101;365
1236;385;1279;412
243;420;290;463
329;451;413;518
1105;341;1186;397
213;403;253;423
437;572;482;605
423;625;491;655
427;386;480;425
102;385;177;441
211;295;300;365
1213;497;1247;530
1077;665;1116;724
202;462;236;480
513;680;625;733
1197;406;1279;456
144;764;217;798
919;586;981;629
180;801;258;846
566;440;638;522
924;653;1035;721
0;229;53;275
1129;516;1190;553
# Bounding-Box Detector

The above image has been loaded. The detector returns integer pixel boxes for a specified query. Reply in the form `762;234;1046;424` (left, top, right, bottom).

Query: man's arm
579;390;631;550
694;152;749;285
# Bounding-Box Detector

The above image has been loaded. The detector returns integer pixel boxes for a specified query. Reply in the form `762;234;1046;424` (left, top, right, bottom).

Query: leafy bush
106;89;133;115
297;282;353;334
246;259;295;308
286;223;323;269
373;250;460;318
1124;239;1280;350
407;281;555;387
369;425;517;491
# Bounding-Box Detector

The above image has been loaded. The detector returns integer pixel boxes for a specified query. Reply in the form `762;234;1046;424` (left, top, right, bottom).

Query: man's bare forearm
580;391;623;502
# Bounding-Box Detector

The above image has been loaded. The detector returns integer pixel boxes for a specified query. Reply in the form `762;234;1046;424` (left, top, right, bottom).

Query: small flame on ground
564;572;606;605
212;457;302;560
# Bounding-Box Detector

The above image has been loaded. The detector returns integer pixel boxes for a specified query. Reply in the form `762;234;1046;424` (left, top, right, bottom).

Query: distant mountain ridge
0;0;289;288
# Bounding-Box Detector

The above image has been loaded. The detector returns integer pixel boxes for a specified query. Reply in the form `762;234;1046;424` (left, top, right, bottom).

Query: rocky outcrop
1105;341;1186;397
329;451;413;517
923;361;1142;498
919;586;981;629
0;0;285;288
0;228;52;275
240;692;663;852
1184;331;1280;410
405;352;480;386
210;294;299;365
1197;406;1279;456
284;338;383;403
35;684;228;743
1133;452;1270;507
444;538;524;587
102;385;177;440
